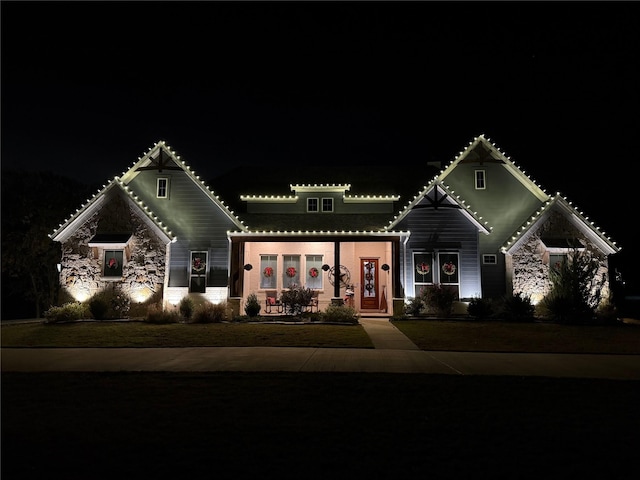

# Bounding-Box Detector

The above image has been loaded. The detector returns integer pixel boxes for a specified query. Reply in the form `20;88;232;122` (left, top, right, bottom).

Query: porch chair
306;290;319;313
265;290;283;314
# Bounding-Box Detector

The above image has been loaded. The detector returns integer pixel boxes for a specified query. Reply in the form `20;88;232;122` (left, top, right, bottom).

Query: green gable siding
126;169;237;288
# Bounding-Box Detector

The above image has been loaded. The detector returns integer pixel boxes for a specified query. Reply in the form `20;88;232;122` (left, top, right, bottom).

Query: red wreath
286;267;297;278
442;262;456;276
108;257;118;269
309;267;319;278
263;266;273;277
416;262;430;275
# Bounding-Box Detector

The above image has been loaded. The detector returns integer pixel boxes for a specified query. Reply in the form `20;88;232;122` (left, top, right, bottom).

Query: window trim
321;197;334;212
307;197;319;212
157;177;169;198
482;254;497;265
475;170;486;190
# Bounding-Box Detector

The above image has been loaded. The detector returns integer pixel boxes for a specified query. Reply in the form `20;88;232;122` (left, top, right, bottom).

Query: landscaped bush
144;303;180;324
419;284;457;317
538;249;605;324
128;290;163;319
499;292;536;322
44;302;90;323
404;297;424;316
88;287;131;320
244;292;261;317
321;304;358;324
192;301;229;323
179;296;195;320
280;285;313;315
467;297;494;319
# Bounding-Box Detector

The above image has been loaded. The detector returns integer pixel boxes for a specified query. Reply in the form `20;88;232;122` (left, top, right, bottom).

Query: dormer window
307;198;319;212
475;170;486;190
322;198;333;212
157;178;169;198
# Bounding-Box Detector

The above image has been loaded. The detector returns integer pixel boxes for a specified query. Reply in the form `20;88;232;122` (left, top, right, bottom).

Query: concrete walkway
2;317;640;380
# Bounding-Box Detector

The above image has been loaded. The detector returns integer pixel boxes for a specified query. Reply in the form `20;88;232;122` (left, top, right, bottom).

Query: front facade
50;136;620;316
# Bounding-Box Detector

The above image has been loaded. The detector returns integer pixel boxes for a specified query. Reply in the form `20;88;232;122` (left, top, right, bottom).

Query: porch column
333;240;341;299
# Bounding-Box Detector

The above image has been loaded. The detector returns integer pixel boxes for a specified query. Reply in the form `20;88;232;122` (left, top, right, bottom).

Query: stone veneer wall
59;197;166;304
510;211;610;305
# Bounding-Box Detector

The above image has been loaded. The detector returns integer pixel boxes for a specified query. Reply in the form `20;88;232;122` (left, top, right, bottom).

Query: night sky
2;1;639;270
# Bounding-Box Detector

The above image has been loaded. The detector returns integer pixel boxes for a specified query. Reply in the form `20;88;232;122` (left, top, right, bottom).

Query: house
50;135;620;316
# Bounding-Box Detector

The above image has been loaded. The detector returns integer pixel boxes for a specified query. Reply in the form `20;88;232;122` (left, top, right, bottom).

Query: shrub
280;285;313;316
321;304;359;324
88;287;130;320
192;301;229;323
467;297;494;319
420;284;457;317
539;249;604;324
179;296;195;320
44;302;89;323
404;297;424;316
244;292;261;317
144;303;180;324
500;292;535;322
88;293;110;320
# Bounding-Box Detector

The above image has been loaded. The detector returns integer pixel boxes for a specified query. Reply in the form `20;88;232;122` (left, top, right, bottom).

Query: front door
360;258;379;310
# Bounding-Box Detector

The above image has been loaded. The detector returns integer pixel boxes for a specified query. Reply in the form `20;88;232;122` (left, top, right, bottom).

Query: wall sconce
381;264;390;271
243;264;253;271
321;264;330;271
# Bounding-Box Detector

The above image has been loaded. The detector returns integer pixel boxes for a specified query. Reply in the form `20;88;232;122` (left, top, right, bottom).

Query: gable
502;195;619;256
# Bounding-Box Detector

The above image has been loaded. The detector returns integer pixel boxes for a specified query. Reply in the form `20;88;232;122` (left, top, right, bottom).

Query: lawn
3;318;640;354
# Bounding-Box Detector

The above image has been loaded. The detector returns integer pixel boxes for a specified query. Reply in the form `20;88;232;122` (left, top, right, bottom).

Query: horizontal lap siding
396;207;481;299
129;172;238;288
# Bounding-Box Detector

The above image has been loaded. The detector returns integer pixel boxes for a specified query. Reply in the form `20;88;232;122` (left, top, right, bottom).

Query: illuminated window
550;254;567;274
414;252;433;297
322;198;334;212
475;170;486;190
260;255;278;289
283;254;300;288
306;255;323;289
190;251;207;293
103;250;124;277
307;198;319;212
157;178;169;198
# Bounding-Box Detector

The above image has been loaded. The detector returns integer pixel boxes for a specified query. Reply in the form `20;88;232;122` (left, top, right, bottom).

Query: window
475;170;486;190
157;178;169;198
103;250;124;277
307;198;319;212
483;254;497;265
306;255;323;289
322;197;334;212
413;252;433;297
283;254;300;288
439;252;459;285
549;254;567;274
190;251;207;293
260;255;278;289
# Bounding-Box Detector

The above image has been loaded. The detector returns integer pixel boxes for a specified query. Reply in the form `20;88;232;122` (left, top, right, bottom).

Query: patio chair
265;290;283;314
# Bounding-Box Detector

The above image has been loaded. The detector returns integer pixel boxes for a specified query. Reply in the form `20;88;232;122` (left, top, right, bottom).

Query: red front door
360;259;379;310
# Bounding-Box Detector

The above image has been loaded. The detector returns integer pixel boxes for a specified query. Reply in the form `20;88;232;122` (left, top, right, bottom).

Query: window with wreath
413;252;433;298
103;250;124;277
282;254;300;288
260;255;278;289
439;252;459;284
306;254;323;289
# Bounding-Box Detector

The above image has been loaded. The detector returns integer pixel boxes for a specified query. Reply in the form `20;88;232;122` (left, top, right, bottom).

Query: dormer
240;183;400;214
